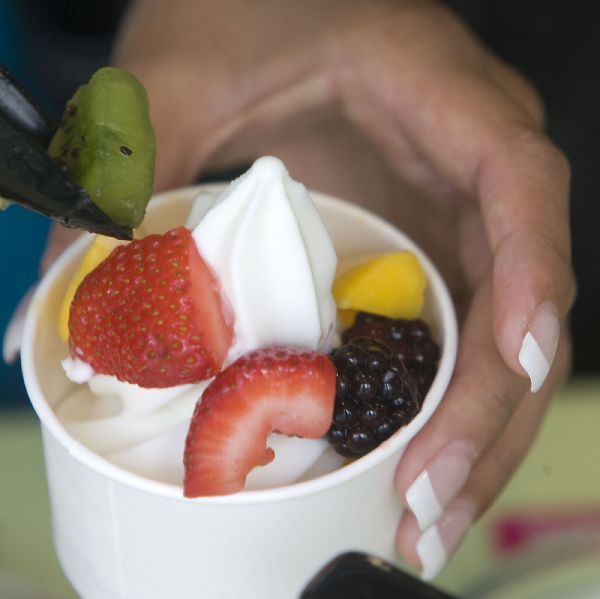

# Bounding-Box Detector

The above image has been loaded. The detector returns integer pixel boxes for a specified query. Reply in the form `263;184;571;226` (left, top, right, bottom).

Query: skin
45;0;575;572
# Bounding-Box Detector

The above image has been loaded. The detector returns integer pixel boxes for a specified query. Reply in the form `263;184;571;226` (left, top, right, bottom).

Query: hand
114;0;574;578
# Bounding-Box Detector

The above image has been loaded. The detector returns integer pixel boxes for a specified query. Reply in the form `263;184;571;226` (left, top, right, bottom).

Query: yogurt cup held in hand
22;159;457;599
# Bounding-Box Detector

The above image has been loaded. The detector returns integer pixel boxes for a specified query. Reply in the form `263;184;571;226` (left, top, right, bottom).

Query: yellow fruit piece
58;235;127;341
333;251;426;319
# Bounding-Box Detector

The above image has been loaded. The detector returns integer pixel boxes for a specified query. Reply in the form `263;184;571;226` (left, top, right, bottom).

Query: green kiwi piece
48;67;155;228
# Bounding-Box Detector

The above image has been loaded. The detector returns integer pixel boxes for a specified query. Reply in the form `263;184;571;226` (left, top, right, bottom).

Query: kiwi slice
48;67;155;228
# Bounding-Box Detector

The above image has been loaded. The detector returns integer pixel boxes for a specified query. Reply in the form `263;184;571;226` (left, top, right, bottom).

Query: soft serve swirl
192;156;337;360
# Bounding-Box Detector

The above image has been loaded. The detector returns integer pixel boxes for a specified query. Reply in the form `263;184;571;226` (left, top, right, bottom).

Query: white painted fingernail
417;499;475;581
405;441;474;531
518;302;560;393
416;526;445;581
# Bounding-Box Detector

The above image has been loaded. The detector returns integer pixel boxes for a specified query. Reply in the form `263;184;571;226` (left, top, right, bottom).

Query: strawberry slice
69;227;233;388
183;346;336;497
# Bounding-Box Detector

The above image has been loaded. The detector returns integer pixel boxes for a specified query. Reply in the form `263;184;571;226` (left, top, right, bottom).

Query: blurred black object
300;552;460;599
31;0;130;33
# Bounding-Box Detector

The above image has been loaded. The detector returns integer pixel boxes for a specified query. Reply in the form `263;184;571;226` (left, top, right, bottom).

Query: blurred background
1;1;599;597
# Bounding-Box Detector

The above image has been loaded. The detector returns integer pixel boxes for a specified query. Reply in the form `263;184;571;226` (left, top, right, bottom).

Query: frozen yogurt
57;157;343;490
54;155;439;497
193;156;337;360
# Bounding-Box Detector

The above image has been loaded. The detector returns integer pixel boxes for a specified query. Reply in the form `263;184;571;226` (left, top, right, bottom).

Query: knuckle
513;76;546;126
526;87;545;124
535;136;571;183
516;128;567;168
542;139;571;181
488;54;545;125
501;128;572;195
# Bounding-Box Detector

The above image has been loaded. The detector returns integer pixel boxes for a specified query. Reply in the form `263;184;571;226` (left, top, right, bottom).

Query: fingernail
416;498;476;581
518;302;560;393
405;441;474;531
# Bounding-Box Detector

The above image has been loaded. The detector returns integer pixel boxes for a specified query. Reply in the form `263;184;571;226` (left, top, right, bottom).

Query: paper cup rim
22;186;457;505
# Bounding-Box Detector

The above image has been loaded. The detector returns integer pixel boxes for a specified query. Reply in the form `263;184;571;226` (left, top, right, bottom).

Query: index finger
413;72;573;391
344;53;575;390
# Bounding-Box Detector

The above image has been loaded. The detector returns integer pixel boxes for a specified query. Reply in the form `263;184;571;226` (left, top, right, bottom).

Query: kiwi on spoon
48;67;156;229
0;65;155;237
0;106;133;239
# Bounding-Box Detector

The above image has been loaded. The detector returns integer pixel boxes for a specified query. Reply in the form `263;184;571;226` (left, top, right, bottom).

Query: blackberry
327;337;419;458
341;312;440;402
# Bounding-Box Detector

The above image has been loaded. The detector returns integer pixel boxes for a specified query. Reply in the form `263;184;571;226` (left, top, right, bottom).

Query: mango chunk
333;251;426;319
58;234;127;341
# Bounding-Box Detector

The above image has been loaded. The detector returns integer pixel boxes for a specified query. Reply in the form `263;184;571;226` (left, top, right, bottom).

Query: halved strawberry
68;227;233;388
183;346;336;497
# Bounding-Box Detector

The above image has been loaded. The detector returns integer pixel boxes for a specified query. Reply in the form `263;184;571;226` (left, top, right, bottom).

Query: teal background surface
0;3;52;407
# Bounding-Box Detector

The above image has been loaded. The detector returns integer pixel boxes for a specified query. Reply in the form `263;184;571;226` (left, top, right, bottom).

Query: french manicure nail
518;302;560;393
416;498;476;581
405;441;474;531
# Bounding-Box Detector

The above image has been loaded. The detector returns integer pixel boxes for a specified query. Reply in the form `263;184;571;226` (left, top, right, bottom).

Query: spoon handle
301;552;460;599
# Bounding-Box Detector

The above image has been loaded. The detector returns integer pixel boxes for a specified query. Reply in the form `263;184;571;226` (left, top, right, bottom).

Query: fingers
471;120;573;392
416;74;572;390
395;278;524;528
421;73;573;393
396;362;563;578
394;313;571;579
333;7;575;392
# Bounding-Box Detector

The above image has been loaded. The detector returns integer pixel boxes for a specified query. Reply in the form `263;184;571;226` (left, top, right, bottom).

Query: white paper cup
22;186;457;599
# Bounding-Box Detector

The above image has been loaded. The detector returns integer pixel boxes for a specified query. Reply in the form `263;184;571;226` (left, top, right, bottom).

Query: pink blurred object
493;508;600;554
